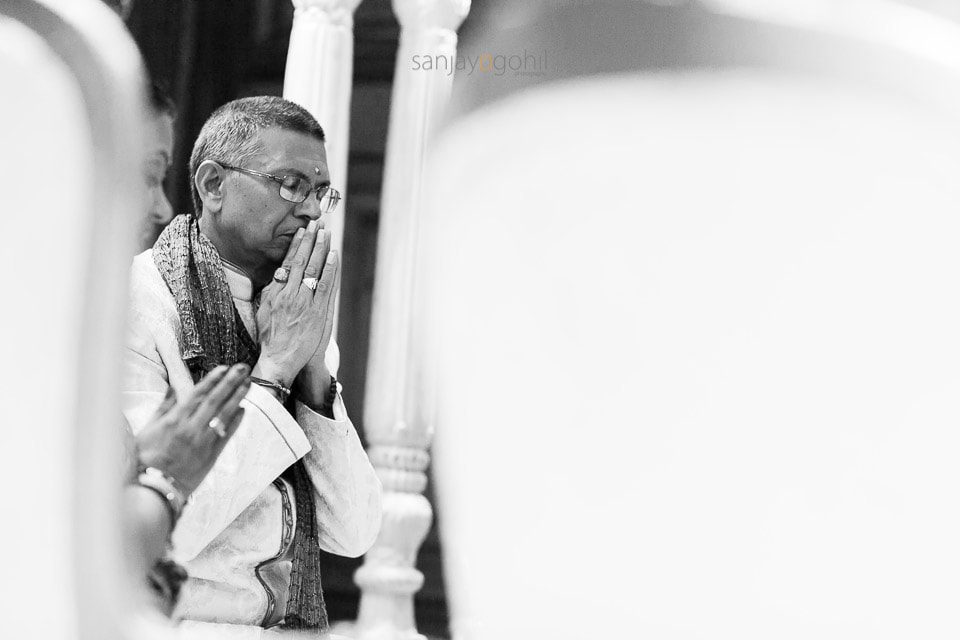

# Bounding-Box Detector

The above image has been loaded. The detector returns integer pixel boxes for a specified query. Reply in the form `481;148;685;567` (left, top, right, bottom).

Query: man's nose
293;195;323;222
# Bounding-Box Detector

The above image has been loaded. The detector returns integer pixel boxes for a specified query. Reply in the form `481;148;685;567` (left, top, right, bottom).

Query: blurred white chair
0;1;145;638
424;1;960;638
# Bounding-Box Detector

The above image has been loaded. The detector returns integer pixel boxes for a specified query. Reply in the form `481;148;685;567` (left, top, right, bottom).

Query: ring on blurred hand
302;277;319;291
273;267;290;283
208;416;227;438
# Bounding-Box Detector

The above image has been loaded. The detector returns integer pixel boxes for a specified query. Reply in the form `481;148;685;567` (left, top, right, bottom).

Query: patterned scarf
153;214;328;632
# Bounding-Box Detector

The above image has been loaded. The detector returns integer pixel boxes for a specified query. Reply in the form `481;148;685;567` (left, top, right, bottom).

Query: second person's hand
136;363;251;497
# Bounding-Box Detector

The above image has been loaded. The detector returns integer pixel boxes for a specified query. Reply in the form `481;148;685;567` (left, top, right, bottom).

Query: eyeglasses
216;162;342;213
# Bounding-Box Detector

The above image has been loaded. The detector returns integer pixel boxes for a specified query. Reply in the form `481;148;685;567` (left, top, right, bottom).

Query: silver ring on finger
208;416;228;438
302;276;319;291
273;267;290;283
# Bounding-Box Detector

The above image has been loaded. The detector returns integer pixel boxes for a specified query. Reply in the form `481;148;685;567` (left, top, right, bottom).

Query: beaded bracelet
318;375;338;413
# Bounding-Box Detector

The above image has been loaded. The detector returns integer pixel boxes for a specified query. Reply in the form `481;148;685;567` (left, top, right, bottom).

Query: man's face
214;127;330;271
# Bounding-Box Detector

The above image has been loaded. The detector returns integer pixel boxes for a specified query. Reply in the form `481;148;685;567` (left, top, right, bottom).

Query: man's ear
195;160;226;214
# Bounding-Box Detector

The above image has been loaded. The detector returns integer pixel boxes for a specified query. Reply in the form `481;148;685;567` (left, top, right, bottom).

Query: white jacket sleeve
294;389;383;558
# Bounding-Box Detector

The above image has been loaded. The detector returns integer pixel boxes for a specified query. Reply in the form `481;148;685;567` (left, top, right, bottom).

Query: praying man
122;96;382;637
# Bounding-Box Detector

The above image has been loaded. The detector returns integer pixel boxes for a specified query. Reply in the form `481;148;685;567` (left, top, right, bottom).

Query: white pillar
354;0;469;638
283;0;362;270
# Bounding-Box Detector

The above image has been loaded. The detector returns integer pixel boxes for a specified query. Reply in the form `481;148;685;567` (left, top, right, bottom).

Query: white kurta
122;249;382;636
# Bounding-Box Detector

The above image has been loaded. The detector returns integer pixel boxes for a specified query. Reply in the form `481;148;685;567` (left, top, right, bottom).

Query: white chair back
0;1;146;637
425;2;960;638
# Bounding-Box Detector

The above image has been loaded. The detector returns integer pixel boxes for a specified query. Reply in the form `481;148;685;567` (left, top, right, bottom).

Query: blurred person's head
139;82;175;251
190;96;332;285
101;0;134;20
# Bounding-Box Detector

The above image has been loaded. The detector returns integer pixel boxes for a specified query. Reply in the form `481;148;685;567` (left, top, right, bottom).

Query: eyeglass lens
278;176;339;212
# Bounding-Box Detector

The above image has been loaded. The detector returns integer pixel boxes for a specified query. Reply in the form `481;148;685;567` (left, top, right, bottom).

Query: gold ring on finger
208;416;228;438
273;267;290;283
302;277;319;291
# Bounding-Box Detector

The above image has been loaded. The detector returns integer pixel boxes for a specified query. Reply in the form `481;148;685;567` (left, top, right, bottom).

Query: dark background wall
124;1;483;636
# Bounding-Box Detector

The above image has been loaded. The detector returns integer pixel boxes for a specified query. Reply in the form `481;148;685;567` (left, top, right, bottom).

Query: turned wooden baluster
353;0;470;638
284;0;362;303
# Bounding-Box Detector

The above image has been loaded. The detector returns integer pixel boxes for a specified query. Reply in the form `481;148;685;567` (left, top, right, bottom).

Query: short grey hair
189;96;326;216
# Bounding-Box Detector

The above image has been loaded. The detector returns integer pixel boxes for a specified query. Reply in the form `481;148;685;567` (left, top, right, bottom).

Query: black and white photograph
3;0;960;638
